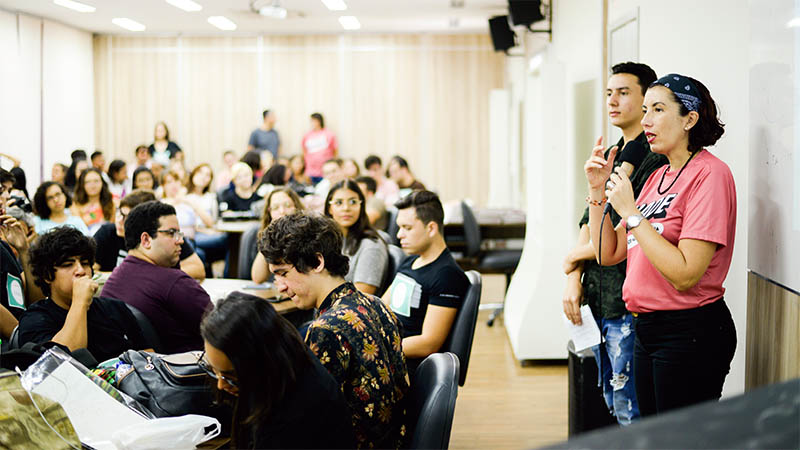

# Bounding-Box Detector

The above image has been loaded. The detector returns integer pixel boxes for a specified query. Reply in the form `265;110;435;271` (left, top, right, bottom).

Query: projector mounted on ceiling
251;0;288;19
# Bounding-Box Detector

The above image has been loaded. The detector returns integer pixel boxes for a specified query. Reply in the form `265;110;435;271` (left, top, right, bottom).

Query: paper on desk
31;361;148;447
563;305;602;352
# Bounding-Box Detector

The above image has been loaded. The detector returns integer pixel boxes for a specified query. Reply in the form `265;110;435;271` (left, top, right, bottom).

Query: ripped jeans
591;313;640;425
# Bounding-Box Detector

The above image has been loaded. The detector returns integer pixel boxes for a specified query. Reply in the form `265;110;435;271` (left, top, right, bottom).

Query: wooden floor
450;276;569;449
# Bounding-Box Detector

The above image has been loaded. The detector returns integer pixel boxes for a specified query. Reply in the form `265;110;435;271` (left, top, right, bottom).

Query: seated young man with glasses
101;200;212;353
17;226;152;361
93;189;205;281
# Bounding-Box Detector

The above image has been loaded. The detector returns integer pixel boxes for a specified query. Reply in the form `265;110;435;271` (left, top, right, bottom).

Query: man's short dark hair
390;155;409;169
324;158;343;167
364;155;382;170
355;176;377;194
394;190;444;233
259;213;349;278
611;62;657;96
124;201;176;251
33;182;72;219
30;226;95;297
119;189;157;210
310;112;324;128
90;150;103;161
262;109;271;119
0;168;15;185
70;149;87;162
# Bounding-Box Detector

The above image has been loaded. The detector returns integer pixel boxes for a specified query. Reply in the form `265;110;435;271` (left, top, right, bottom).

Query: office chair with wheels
125;303;163;353
460;202;521;326
406;352;460;450
440;270;481;386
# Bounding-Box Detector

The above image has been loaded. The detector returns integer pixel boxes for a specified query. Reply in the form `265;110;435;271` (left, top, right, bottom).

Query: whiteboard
748;0;800;293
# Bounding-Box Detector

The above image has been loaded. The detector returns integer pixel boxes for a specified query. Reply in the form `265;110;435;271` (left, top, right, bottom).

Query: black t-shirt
219;189;262;212
17;297;149;362
388;248;469;338
93;223;195;271
1;240;26;319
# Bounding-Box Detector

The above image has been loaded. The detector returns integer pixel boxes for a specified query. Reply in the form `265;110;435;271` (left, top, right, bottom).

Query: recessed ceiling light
165;0;202;12
208;16;237;31
53;0;95;13
321;0;347;11
112;18;146;31
338;15;361;30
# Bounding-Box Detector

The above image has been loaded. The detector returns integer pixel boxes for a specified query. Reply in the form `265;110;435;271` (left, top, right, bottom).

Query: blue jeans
591;313;640;425
193;232;229;277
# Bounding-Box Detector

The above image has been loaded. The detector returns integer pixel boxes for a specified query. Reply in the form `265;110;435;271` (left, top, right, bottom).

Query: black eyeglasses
197;351;238;388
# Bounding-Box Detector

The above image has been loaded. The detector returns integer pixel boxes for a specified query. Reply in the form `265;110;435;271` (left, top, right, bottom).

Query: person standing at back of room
562;62;667;425
302;112;337;185
248;109;281;161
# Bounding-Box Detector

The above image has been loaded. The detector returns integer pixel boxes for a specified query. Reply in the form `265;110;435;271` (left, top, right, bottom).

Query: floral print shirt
306;282;409;449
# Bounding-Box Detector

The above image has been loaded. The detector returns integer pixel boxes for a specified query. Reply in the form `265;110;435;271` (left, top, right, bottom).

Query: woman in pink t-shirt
302;112;337;184
585;74;736;417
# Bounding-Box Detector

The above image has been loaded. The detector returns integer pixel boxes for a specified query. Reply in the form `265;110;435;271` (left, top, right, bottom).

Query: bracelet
586;196;607;207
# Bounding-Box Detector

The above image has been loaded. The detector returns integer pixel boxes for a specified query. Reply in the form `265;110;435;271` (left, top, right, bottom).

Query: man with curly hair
17;226;151;361
259;212;408;449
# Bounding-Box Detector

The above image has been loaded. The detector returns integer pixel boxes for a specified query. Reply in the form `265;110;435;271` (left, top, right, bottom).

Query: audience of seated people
93;189;205;281
388;155;426;195
71;168;116;235
324;180;389;295
251;187;305;284
161;170;215;249
383;190;469;376
364;154;400;207
101;200;212;353
260;212;408;449
18;226;152;361
32;181;90;236
356;175;389;230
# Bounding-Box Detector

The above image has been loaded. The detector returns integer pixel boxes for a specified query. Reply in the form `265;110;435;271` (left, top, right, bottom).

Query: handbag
116;350;232;429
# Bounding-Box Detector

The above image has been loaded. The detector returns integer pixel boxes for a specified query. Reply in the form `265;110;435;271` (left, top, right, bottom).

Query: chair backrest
237;224;261;279
8;325;20;350
460;202;481;258
407;352;460;450
441;270;481;386
378;244;407;297
385;207;400;245
125;303;163;353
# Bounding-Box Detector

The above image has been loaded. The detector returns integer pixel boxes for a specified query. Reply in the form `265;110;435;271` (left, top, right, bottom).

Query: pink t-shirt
302;129;337;177
623;149;737;313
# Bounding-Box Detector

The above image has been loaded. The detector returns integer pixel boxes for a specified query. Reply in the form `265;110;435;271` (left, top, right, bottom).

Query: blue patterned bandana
653;73;702;112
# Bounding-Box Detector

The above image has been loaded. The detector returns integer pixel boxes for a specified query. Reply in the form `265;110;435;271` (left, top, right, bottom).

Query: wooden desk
200;278;297;315
215;220;260;278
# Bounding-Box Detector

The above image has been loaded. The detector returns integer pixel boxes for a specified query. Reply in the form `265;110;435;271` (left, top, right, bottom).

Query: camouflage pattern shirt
306;282;409;449
579;132;668;319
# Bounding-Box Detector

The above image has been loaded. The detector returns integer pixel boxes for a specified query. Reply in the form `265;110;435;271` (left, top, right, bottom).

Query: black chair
440;270;481;386
460;201;522;326
237;224;260;279
378;244;407;297
406;352;460;450
125;303;163;353
8;325;20;350
385;207;399;245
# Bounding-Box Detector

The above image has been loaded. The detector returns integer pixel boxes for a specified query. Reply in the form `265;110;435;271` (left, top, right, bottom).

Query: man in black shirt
18;226;150;362
383;190;469;374
93;189;205;281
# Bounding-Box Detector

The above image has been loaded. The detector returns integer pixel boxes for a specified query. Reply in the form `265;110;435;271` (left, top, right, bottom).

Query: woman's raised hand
584;136;617;191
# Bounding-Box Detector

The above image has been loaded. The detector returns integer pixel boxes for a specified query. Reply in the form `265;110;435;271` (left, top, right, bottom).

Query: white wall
0;9;93;189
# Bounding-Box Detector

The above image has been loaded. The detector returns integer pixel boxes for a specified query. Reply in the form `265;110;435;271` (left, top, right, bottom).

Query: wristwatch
626;214;644;231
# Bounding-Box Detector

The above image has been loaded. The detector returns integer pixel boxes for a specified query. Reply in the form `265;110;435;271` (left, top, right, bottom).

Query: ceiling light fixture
321;0;347;11
165;0;202;12
258;0;288;19
111;18;146;31
53;0;96;13
338;16;361;30
208;15;238;30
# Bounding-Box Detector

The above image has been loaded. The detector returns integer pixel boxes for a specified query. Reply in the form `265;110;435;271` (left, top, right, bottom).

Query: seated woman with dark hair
33;181;90;236
199;291;354;449
324;179;388;295
18;226;151;361
106;159;130;199
71;168;115;234
132;166;158;191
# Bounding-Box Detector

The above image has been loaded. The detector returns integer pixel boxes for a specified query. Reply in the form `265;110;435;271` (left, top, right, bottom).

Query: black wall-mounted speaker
488;16;516;52
509;0;546;27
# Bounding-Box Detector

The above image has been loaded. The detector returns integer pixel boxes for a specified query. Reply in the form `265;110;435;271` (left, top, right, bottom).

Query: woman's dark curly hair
324;179;381;255
258;212;349;278
73;168;114;221
651;76;725;152
33;182;72;220
29;226;95;297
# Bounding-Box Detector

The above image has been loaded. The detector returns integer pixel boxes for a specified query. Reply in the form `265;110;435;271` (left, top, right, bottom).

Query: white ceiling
0;0;518;35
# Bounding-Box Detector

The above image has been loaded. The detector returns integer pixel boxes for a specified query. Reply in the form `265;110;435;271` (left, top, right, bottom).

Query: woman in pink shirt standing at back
301;112;337;185
585;74;737;417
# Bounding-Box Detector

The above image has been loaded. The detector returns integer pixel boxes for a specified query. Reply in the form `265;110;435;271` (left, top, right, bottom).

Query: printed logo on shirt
627;222;664;249
637;193;677;220
6;273;25;310
389;273;422;317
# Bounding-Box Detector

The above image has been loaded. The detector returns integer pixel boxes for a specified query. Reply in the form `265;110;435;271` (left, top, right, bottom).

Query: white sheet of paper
563;305;602;352
31;361;148;446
